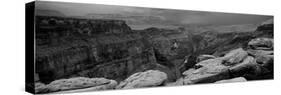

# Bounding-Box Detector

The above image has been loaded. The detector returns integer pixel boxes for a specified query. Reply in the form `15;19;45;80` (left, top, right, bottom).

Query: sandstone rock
256;55;273;71
256;55;273;65
230;55;273;80
184;70;230;84
248;38;273;50
247;49;273;57
215;77;247;83
51;80;117;94
182;68;196;76
247;49;273;71
195;58;228;74
222;48;248;66
46;77;117;92
116;70;167;89
183;58;230;84
196;55;216;63
256;19;273;37
35;82;48;93
229;56;256;77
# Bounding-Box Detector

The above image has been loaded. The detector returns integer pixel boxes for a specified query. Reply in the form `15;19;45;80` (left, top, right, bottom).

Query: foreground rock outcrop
183;58;230;84
248;38;273;50
116;70;167;89
182;40;273;84
221;48;248;66
35;77;117;93
215;77;247;83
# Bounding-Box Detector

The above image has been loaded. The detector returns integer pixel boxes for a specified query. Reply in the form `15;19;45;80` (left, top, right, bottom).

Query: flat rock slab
116;70;168;89
35;77;117;94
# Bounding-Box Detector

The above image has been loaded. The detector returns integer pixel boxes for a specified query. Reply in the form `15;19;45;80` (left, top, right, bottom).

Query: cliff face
35;16;169;83
36;35;160;84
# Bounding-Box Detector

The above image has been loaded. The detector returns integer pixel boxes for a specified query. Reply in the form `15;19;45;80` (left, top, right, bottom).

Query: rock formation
182;35;273;85
248;38;273;50
215;77;247;83
196;55;216;63
35;77;117;93
116;70;167;89
221;48;248;66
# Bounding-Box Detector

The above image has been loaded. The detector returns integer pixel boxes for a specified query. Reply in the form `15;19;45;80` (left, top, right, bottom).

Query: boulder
183;58;230;84
183;70;230;84
221;48;248;66
247;49;273;71
248;38;273;50
229;56;271;79
196;55;216;63
215;77;247;83
195;58;228;74
229;56;256;77
46;77;117;92
116;70;168;89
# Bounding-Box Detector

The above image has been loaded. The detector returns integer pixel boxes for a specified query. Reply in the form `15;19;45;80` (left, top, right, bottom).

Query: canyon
34;16;273;93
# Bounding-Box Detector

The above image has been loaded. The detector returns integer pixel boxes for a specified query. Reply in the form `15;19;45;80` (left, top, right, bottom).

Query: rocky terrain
34;16;273;94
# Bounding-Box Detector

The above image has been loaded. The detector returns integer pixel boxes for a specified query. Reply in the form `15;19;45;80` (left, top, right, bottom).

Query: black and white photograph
24;0;275;94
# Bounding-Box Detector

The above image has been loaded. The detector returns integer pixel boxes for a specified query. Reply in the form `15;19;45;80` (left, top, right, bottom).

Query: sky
35;1;273;26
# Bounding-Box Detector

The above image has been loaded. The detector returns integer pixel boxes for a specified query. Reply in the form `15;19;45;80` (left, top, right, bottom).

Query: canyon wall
35;16;175;83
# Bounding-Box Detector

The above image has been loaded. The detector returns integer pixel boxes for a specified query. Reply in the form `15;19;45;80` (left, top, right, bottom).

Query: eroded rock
248;38;273;50
51;80;117;94
183;58;230;84
116;70;167;89
35;82;48;93
42;77;117;93
229;56;271;79
256;55;273;71
215;77;247;83
222;48;248;66
247;49;273;57
229;56;256;77
196;55;216;63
